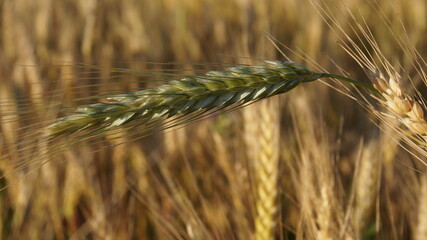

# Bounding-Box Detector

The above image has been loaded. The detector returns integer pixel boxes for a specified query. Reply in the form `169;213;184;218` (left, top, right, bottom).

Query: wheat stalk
45;61;375;139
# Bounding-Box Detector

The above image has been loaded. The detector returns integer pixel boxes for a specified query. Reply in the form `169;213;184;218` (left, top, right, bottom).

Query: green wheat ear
47;60;378;138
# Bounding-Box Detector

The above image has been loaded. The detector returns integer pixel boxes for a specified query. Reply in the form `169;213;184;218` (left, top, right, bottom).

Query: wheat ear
353;141;381;237
46;61;375;139
364;68;427;137
254;98;280;240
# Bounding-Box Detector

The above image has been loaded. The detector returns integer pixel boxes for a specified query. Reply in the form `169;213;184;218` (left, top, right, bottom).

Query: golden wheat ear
363;67;427;137
45;60;377;140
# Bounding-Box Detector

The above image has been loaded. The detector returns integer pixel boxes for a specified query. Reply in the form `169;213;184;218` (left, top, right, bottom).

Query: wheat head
353;141;381;237
46;61;330;138
364;68;427;137
253;98;280;240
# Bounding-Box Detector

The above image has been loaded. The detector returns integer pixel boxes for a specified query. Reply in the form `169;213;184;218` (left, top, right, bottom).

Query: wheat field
0;0;426;239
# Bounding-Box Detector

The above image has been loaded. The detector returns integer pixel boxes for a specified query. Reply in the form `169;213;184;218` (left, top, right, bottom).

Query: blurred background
0;0;427;239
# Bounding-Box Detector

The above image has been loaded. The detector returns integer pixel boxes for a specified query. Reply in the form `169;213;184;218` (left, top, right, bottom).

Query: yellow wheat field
0;0;426;239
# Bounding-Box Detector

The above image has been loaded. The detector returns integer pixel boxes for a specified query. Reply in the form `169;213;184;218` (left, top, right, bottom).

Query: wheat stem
321;73;383;98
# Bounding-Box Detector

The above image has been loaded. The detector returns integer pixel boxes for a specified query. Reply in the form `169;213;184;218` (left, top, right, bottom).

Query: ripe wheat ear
46;60;377;139
364;68;427;137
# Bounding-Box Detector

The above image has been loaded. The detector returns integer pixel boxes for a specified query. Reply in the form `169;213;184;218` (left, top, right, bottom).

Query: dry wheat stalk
288;93;355;240
45;60;375;139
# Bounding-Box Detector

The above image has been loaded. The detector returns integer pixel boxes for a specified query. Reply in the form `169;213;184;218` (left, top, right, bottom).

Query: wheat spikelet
253;98;280;240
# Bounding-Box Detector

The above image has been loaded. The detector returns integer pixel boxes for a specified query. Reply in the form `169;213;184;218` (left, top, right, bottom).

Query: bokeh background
0;0;427;239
